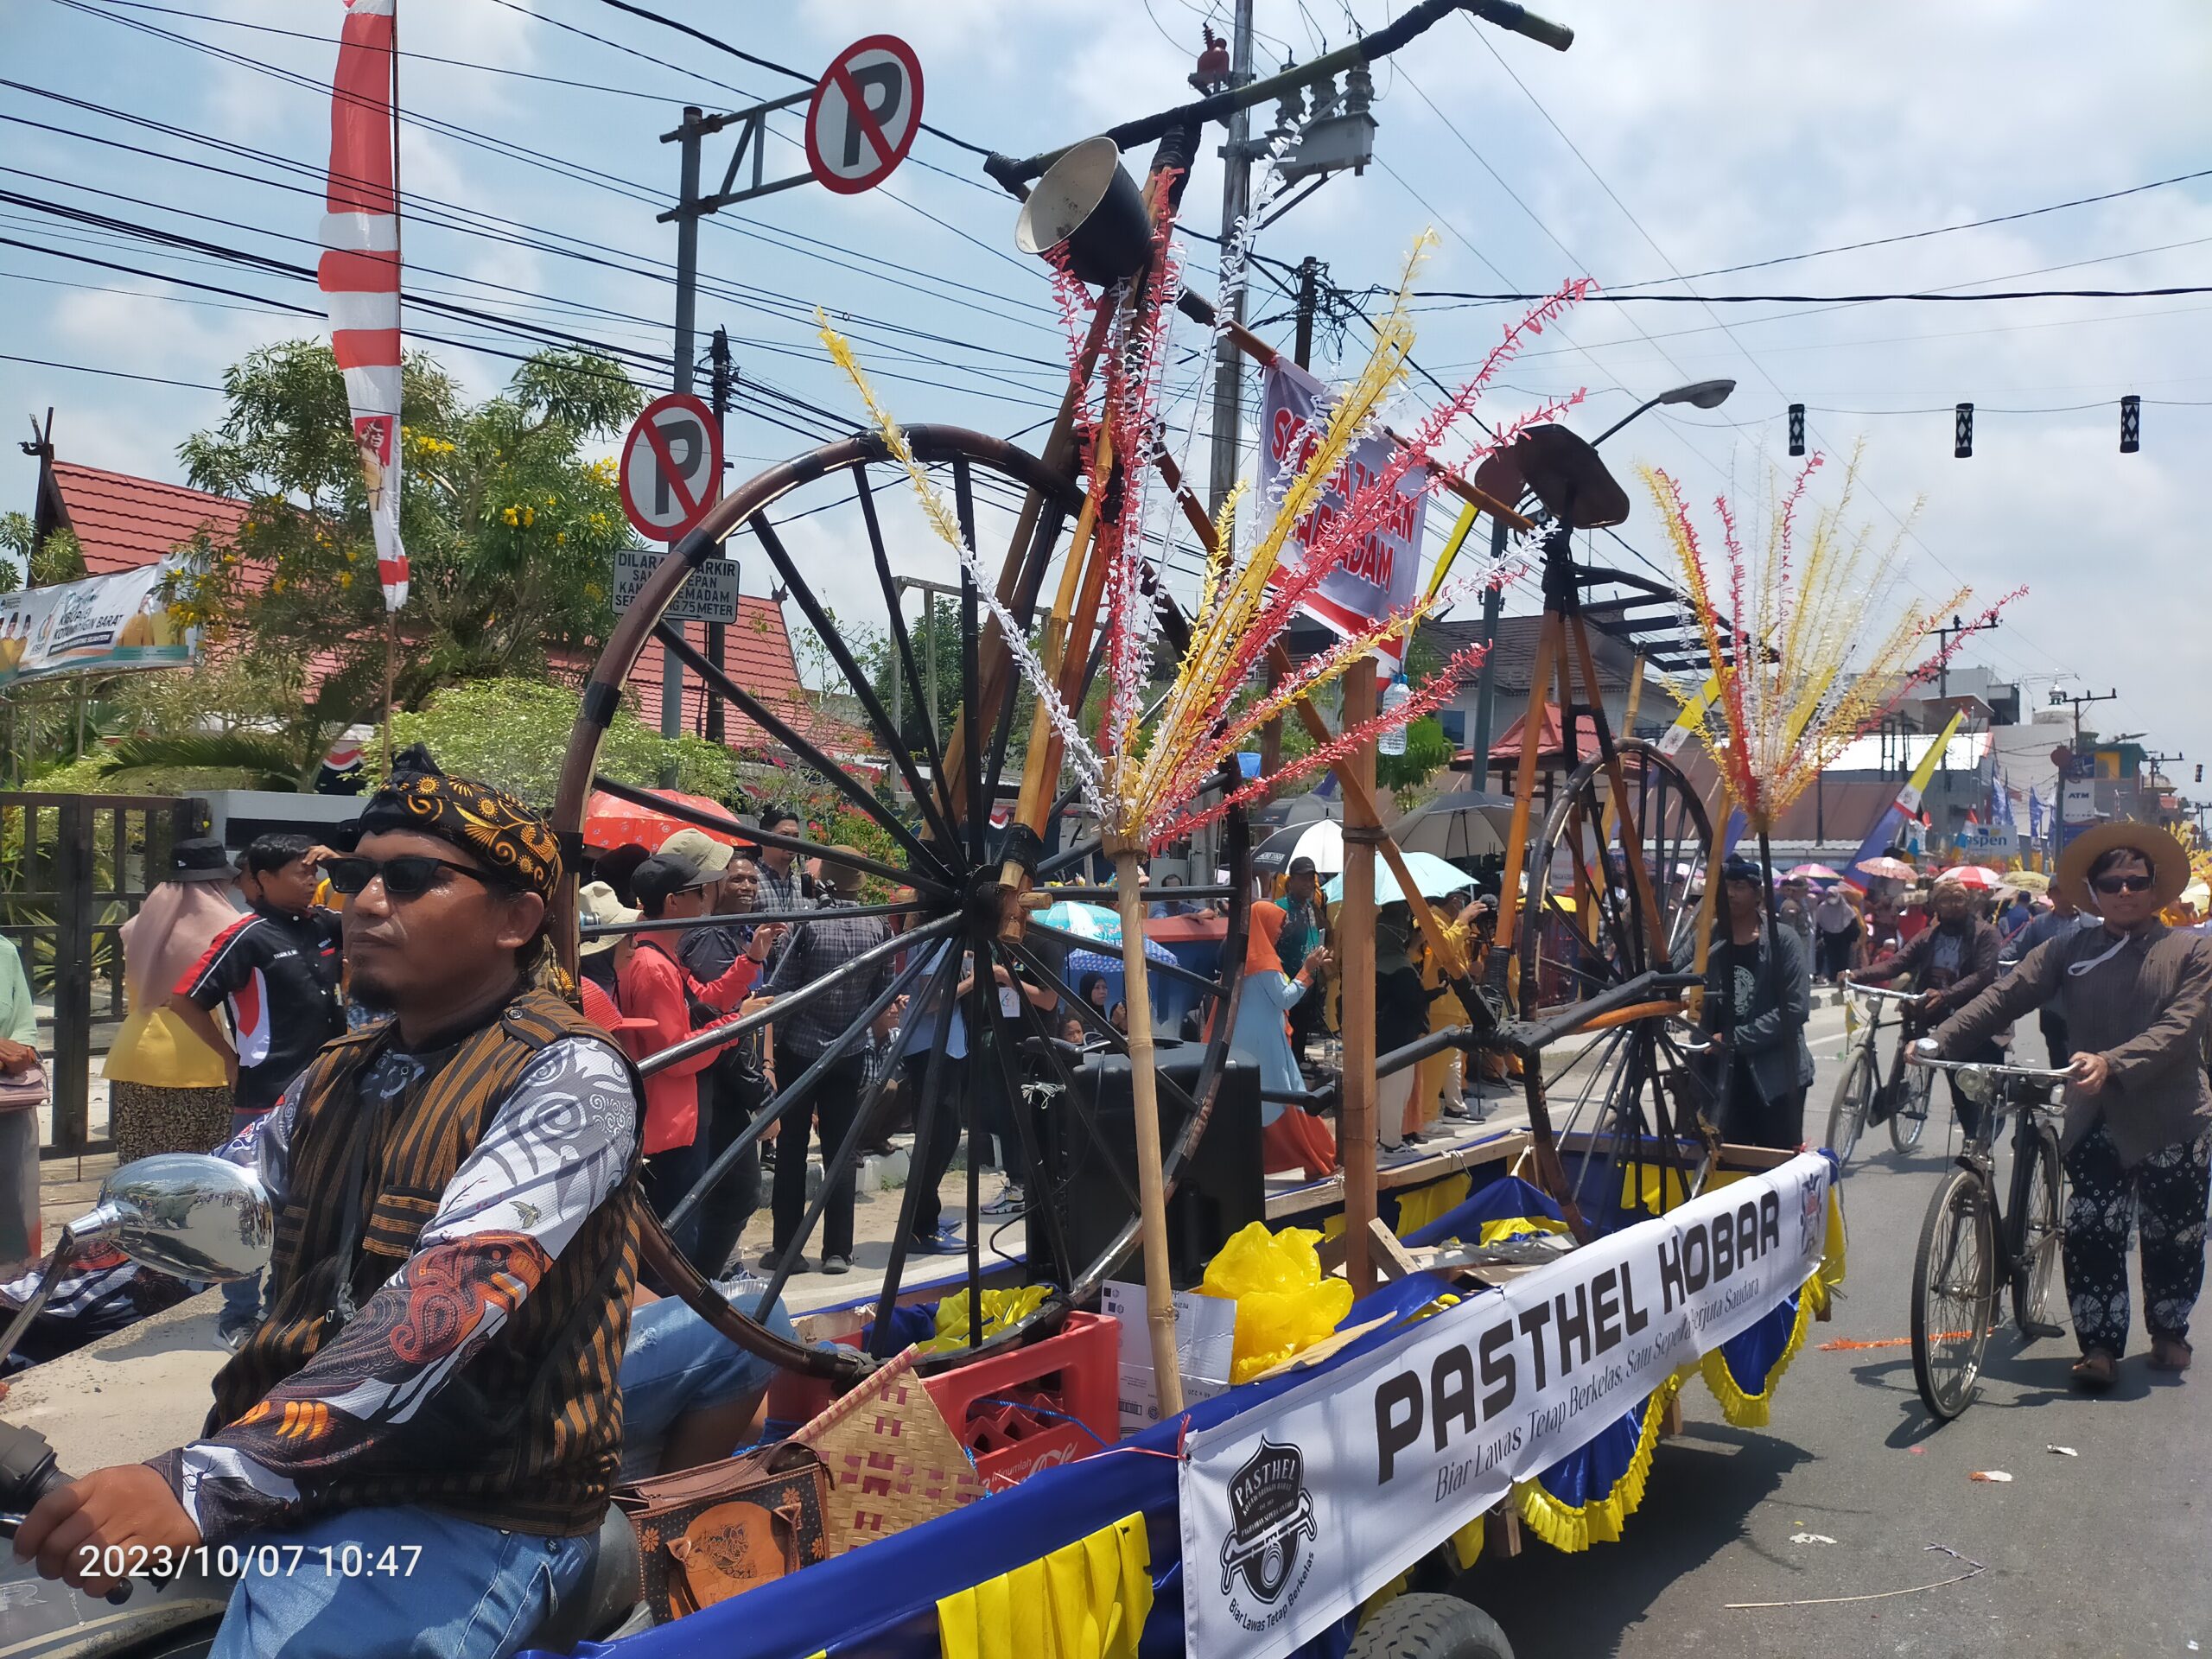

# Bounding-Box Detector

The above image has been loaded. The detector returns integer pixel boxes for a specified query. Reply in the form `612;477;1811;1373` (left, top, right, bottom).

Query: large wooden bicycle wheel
554;426;1251;1383
1516;739;1715;1218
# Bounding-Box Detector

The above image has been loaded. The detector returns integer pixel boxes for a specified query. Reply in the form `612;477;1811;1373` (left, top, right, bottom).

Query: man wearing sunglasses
1921;820;2212;1390
20;753;645;1656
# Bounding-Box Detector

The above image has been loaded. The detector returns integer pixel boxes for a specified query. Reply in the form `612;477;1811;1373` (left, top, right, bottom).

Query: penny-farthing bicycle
554;425;1251;1386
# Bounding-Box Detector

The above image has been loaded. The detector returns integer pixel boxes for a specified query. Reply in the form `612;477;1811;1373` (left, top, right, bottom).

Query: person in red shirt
619;855;773;1264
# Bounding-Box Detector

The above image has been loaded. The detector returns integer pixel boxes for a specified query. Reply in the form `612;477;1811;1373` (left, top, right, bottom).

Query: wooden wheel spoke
592;771;947;899
663;922;947;1239
1000;956;1143;1216
641;912;957;1082
642;632;954;887
583;899;930;938
865;946;966;1355
743;509;963;858
854;464;955;830
977;942;1080;1291
1024;919;1224;999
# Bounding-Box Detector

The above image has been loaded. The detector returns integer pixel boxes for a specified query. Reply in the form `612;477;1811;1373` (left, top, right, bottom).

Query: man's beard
347;963;399;1013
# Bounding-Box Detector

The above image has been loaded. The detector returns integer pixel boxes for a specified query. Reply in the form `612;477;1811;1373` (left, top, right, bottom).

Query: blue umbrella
1033;899;1121;945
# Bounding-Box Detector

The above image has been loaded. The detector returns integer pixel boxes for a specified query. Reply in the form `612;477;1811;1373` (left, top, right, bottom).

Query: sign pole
1340;658;1380;1297
663;105;705;766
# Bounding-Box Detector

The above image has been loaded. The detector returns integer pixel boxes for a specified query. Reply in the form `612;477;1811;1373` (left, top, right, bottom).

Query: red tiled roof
555;600;874;757
46;461;249;575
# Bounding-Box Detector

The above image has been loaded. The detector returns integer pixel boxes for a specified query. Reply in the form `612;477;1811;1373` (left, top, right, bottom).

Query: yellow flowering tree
172;340;644;749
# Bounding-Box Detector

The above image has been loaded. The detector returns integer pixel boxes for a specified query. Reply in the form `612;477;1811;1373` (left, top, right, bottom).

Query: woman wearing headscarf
105;837;243;1163
1231;901;1335;1179
1376;904;1445;1152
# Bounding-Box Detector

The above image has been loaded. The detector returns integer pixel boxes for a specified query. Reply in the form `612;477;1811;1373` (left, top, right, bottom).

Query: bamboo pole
1339;660;1380;1296
1108;836;1182;1414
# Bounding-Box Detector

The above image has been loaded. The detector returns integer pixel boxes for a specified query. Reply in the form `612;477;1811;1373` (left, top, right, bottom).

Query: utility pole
661;105;707;756
705;325;734;744
2049;686;2118;851
1259;254;1323;776
1205;0;1256;518
1927;612;1998;785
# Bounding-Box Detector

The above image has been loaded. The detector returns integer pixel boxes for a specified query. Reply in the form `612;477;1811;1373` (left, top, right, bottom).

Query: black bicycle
1824;981;1936;1163
1904;1047;2070;1421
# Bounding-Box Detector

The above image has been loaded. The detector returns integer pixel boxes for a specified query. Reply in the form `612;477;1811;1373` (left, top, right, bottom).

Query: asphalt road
1455;998;2211;1659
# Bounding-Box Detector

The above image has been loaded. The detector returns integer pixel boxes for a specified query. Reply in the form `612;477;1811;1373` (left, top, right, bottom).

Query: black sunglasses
2090;872;2155;895
322;854;515;900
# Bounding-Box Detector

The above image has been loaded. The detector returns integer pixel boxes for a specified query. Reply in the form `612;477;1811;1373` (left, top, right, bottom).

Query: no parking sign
804;35;924;195
619;392;721;543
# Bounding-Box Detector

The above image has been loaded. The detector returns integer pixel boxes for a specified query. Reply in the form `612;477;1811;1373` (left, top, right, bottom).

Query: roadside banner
0;556;196;689
1256;358;1426;667
1179;1151;1835;1659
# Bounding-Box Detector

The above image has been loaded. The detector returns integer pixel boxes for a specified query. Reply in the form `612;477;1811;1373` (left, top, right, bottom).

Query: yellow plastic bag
920;1283;1052;1353
1199;1223;1355;1383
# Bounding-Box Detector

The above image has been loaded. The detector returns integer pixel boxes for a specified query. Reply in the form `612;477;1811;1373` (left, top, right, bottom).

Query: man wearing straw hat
1922;820;2212;1388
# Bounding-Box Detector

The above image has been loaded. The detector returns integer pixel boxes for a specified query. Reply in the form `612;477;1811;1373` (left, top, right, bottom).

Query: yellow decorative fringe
938;1513;1152;1659
1392;1173;1471;1238
1698;1286;1816;1429
1511;1376;1682;1554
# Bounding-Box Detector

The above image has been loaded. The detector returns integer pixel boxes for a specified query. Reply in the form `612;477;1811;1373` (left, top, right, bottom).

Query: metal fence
0;792;184;1156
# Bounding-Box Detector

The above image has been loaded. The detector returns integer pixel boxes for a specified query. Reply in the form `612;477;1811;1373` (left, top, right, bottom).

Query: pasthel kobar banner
0;555;196;690
1255;358;1426;669
1179;1152;1835;1659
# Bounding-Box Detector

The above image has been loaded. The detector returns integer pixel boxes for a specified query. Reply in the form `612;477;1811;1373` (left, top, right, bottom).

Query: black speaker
1029;1041;1262;1290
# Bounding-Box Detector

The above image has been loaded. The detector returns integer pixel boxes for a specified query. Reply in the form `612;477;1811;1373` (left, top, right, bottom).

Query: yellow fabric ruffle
1699;1287;1816;1428
1393;1173;1471;1238
937;1512;1152;1659
1450;1516;1485;1570
1512;1376;1681;1554
1804;1182;1849;1319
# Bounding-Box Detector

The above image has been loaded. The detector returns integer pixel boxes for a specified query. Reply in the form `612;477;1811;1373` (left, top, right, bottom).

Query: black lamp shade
2120;394;2141;454
1787;403;1805;458
1954;403;1974;459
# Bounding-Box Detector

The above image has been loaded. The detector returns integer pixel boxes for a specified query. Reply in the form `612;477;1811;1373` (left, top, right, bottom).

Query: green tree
0;516;86;592
365;677;734;809
171;340;644;756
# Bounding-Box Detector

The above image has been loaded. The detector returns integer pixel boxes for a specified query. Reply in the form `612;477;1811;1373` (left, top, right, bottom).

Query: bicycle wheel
1824;1040;1877;1167
2009;1122;2065;1338
1890;1061;1934;1153
1911;1166;1996;1421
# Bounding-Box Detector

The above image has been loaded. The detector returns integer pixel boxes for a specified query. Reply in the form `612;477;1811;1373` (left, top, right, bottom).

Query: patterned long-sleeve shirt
762;899;892;1060
149;1036;637;1543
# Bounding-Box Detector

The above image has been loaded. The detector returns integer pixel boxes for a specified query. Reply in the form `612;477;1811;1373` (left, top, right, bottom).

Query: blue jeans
219;1109;264;1331
211;1503;594;1659
617;1287;793;1483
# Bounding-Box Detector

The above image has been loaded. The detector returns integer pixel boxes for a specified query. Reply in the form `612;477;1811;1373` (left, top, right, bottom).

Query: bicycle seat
531;1506;646;1654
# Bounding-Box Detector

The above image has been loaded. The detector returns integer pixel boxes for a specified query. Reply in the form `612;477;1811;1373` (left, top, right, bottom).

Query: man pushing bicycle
1916;821;2212;1391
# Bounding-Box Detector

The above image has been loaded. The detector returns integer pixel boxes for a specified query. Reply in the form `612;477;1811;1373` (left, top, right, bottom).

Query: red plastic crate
922;1311;1120;1491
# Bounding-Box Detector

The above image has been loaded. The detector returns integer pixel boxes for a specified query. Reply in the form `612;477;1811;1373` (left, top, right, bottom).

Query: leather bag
614;1440;832;1621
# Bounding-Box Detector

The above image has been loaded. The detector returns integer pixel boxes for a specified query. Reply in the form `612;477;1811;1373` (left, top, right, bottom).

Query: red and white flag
321;0;407;610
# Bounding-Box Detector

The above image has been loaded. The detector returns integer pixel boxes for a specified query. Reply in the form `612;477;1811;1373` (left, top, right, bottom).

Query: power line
0;349;222;391
80;0;711;105
1605;162;2212;291
1411;283;2212;305
1461;18;2080;690
577;0;995;156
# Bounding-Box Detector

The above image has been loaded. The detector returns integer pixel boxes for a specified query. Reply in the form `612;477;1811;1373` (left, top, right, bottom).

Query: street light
1590;378;1737;448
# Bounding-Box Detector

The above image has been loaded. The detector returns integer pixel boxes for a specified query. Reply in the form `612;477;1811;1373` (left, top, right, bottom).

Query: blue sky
3;0;2209;774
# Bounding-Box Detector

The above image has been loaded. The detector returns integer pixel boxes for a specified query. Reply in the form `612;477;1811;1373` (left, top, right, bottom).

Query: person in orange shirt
619;854;774;1266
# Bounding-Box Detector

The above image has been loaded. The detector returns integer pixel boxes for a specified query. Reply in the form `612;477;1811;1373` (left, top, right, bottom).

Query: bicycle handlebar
1842;981;1921;1004
1904;1045;2074;1086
